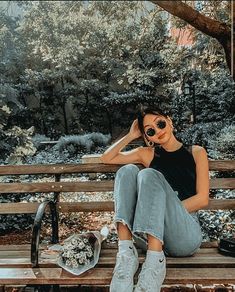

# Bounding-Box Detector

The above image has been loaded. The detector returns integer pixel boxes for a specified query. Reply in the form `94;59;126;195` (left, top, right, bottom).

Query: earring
143;135;155;147
147;140;155;147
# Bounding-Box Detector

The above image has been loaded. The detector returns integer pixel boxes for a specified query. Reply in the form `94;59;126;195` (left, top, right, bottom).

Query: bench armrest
31;200;59;268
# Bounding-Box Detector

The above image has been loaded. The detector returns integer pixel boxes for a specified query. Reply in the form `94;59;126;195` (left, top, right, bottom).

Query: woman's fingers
129;119;142;139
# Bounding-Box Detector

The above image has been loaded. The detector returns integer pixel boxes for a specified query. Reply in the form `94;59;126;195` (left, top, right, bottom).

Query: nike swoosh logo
159;258;164;263
129;246;133;249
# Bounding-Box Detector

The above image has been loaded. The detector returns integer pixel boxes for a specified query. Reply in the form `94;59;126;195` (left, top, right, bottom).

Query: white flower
71;238;78;246
87;251;93;257
78;258;85;264
71;259;77;266
78;241;85;249
65;260;72;266
86;246;92;252
74;253;81;259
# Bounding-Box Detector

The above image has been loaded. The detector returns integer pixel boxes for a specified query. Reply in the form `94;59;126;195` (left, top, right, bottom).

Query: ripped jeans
113;164;203;257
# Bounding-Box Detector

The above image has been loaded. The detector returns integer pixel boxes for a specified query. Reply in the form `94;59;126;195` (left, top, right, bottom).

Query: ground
0;211;117;245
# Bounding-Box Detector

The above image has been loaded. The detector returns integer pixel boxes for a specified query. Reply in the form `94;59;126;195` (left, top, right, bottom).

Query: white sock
145;250;165;266
118;239;134;253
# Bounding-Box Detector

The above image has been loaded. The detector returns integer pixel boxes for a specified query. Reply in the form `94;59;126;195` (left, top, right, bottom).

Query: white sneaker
110;244;139;292
134;255;166;292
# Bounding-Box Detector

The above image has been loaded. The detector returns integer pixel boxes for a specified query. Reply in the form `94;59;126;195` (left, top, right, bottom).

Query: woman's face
143;114;173;144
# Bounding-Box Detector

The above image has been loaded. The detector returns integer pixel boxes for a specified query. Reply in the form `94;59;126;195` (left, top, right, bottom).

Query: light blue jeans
113;164;203;257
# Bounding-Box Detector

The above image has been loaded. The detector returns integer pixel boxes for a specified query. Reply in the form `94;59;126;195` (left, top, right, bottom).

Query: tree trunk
39;96;47;136
61;77;69;134
62;97;69;135
105;109;113;137
151;0;233;78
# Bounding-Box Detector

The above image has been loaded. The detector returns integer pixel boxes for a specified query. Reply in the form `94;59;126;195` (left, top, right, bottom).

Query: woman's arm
182;145;210;213
100;119;145;165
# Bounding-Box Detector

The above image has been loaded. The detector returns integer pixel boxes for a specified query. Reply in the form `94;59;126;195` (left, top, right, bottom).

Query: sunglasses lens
146;128;155;137
157;120;166;129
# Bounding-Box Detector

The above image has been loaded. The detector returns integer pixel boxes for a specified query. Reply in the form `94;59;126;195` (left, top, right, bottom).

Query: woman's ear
166;116;173;128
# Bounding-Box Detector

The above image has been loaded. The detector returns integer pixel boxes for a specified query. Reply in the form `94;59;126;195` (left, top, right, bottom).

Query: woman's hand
129;119;142;140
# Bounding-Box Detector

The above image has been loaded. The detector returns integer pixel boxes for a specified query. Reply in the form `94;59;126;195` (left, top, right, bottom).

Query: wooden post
81;154;102;179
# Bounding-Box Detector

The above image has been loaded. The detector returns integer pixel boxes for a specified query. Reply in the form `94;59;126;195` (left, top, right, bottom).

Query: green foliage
6;1;186;137
6;126;36;164
177;121;224;149
0;0;233;161
207;124;235;159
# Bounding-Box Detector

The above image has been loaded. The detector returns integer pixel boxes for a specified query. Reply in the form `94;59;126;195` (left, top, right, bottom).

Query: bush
207;124;235;159
177;121;235;163
176;121;225;150
32;134;51;150
56;132;111;155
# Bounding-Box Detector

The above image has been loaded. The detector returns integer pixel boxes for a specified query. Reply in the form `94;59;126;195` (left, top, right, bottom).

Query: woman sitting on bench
100;105;209;292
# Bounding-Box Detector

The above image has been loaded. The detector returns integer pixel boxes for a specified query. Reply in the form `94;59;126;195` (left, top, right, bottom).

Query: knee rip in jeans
114;218;132;233
116;218;126;226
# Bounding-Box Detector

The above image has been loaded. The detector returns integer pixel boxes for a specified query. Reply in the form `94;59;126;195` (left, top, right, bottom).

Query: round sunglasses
145;119;167;137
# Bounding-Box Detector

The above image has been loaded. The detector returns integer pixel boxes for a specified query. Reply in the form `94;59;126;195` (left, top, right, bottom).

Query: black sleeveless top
148;144;196;201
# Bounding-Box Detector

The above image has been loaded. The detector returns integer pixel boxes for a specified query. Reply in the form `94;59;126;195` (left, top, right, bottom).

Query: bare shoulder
192;145;208;162
138;146;155;167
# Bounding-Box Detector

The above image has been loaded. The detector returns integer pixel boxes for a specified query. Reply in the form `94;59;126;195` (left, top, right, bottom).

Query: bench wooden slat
0;199;234;214
203;199;235;210
209;160;235;170
0;164;139;175
0;253;234;268
0;267;234;285
0;160;234;176
0;249;227;260
0;243;219;251
0;247;222;258
0;243;219;250
0;181;114;193
58;199;234;212
210;178;235;189
0;178;234;194
0;245;46;251
0;249;227;261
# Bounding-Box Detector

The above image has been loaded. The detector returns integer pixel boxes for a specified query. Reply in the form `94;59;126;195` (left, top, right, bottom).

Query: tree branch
150;1;230;40
150;0;233;77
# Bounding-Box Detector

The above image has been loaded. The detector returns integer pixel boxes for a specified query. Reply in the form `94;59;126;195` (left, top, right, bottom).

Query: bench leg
50;202;59;244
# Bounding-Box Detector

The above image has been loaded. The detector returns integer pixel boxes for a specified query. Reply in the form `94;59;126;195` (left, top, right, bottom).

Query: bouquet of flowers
54;226;109;275
60;234;94;268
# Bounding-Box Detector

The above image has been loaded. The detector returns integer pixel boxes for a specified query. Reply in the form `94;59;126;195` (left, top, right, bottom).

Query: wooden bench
0;158;234;291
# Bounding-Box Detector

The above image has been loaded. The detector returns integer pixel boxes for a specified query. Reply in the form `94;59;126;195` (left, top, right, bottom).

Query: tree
14;1;185;137
1;1;233;144
151;1;233;78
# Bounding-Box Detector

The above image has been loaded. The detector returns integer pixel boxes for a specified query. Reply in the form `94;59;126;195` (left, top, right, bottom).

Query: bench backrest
0;160;234;216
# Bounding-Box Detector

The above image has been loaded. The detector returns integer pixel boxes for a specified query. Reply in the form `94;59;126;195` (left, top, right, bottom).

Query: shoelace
113;252;136;279
136;264;161;291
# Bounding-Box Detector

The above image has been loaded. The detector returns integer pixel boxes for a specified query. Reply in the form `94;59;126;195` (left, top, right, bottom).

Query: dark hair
137;104;169;136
